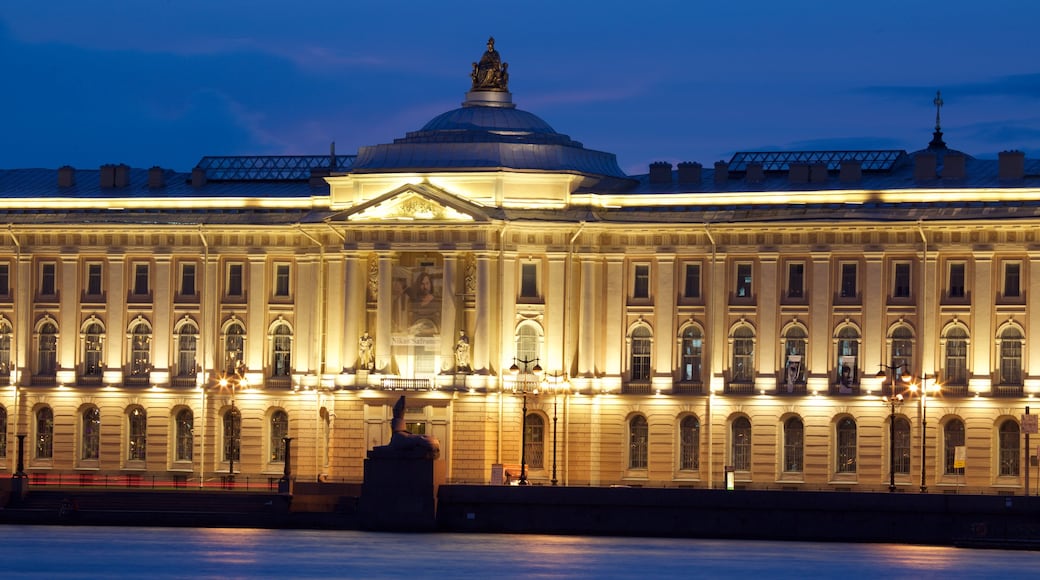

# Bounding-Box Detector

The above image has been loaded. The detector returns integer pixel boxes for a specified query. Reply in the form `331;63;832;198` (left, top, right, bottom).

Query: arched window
271;324;292;378
893;417;911;474
82;407;101;460
732;326;755;382
35;407;53;459
783;326;807;390
175;409;193;462
37;322;57;377
944;327;968;386
630;326;652;382
223;408;241;466
944;419;965;475
998;327;1023;386
130;321;151;377
891;326;913;375
127;407;146;461
82;321;105;377
731;417;751;471
999;420;1020;477
515;323;540;368
629;415;648;469
525;414;545;469
783;417;804;473
270;410;289;462
0;319;11;381
836;417;857;473
176;321;199;378
679;415;700;470
223;320;246;373
0;406;7;458
680;327;703;383
836;326;859;388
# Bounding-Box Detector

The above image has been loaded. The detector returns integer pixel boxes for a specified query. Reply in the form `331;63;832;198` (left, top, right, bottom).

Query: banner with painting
390;255;442;376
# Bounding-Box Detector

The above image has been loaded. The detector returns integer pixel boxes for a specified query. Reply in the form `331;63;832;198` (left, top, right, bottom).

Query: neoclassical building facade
1;40;1039;493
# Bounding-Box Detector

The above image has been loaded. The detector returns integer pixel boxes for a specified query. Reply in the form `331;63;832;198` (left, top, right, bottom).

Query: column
375;254;392;373
323;253;345;374
810;254;831;379
971;252;994;390
104;255;126;380
473;253;492;373
546;254;566;373
342;253;361;372
247;255;266;372
603;256;623;378
440;253;458;371
862;252;885;377
757;254;778;380
577;255;598;376
1028;252;1040;391
653;255;675;382
57;254;78;376
13;254;31;384
152;254;172;375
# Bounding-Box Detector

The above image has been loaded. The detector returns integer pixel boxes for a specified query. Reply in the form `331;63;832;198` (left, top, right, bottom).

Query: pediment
337;183;490;223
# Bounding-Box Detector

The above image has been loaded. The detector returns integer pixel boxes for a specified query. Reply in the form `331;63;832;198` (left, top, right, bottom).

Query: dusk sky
3;1;1039;175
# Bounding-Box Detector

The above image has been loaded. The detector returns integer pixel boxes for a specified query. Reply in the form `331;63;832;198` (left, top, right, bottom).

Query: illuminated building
0;39;1038;493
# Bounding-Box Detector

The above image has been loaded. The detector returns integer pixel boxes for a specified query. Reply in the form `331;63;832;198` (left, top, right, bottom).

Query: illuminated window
999;420;1020;476
274;264;290;297
893;417;910;474
630;326;651;381
222;320;245;373
998;327;1023;386
890;326;913;375
36;322;57;376
525;414;544;469
515;323;541;368
735;263;752;298
270;410;289;462
836;326;859;388
783;417;803;473
943;327;968;386
81;407;100;460
176;321;198;378
944;419;965;475
127;407;147;461
0;406;6;458
629;415;648;469
0;319;11;381
633;264;650;299
948;262;965;298
893;262;911;298
787;262;804;298
783;326;807;388
175;409;193;462
130;321;151;377
1003;262;1021;298
223;409;241;464
82;320;104;377
731;326;755;382
839;263;857;298
271;323;292;377
836;417;857;473
731;417;751;471
680;326;702;383
679;416;700;470
35;407;53;459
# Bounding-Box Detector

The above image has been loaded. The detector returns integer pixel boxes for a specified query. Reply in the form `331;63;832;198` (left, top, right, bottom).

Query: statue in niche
454;330;471;373
369;395;441;460
359;331;375;371
470;36;509;92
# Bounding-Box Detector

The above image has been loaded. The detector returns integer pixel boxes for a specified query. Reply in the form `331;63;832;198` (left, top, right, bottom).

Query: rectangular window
893;263;911;298
787;263;804;299
132;263;149;296
520;263;538;298
1004;262;1021;298
274;264;290;297
736;263;752;298
948;263;965;298
180;263;197;296
87;263;103;295
227;263;244;297
40;262;56;296
840;263;857;298
683;263;700;298
633;264;650;299
0;263;8;297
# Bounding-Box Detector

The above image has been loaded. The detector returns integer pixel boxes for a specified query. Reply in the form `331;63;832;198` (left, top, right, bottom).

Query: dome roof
421;106;557;135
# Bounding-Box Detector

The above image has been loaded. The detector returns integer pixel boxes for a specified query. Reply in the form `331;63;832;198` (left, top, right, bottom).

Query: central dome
420;106;557;135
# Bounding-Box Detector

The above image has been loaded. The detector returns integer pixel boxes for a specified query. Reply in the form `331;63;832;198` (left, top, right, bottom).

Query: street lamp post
509;356;542;486
909;376;937;493
545;371;566;486
876;364;909;493
218;363;247;485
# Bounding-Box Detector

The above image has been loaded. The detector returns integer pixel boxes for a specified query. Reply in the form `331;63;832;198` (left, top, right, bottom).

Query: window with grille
893;417;910;474
525;414;544;469
999;420;1020;476
783;417;804;473
271;324;292;377
270;411;289;462
836;418;857;473
679;416;700;470
999;328;1023;386
175;409;193;461
629;415;648;469
35;407;53;459
83;322;104;377
680;327;702;383
82;407;100;460
944;420;965;475
630;326;651;381
128;407;147;461
177;323;198;378
732;327;755;382
37;322;57;376
731;417;751;471
944;327;968;385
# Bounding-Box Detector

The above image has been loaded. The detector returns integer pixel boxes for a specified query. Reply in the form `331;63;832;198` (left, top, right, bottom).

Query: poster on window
785;355;802;393
837;355;856;394
389;255;443;377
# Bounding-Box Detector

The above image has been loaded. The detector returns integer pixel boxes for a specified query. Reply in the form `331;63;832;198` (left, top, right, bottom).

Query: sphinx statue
368;395;441;460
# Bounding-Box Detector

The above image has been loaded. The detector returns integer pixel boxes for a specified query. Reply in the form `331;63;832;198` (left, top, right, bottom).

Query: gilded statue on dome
470;37;509;91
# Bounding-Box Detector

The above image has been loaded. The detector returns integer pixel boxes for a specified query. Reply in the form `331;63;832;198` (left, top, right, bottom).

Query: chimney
191;167;207;188
914;152;936;181
677;162;701;185
999;150;1025;180
839;160;862;183
649;161;673;184
113;164;130;188
100;164;116;188
714;161;729;185
810;163;828;183
745;163;764;184
788;163;809;184
148;166;165;189
941;153;965;179
57;165;75;188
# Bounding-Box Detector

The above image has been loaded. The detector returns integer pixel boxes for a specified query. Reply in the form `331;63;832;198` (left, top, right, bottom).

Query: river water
2;525;1038;578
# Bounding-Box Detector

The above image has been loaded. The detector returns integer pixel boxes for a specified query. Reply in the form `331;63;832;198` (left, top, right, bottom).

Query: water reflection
1;526;1038;579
